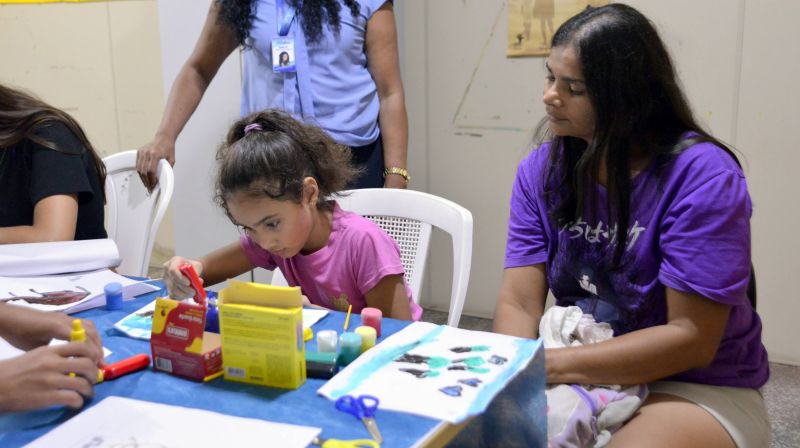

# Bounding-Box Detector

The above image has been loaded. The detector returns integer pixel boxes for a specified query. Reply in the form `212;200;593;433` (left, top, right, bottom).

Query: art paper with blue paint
112;299;157;340
318;321;543;423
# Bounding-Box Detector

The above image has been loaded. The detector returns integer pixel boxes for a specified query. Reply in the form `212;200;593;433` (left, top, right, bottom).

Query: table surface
0;283;444;447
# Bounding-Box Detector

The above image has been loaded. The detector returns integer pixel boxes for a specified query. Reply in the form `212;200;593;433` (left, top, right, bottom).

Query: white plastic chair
103;150;174;277
272;188;473;327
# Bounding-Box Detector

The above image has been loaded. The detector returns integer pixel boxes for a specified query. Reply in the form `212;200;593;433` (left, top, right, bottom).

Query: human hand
0;342;98;412
136;137;175;193
0;305;104;365
163;257;204;300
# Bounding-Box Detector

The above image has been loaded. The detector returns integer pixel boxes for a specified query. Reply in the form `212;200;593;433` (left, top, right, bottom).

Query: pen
97;354;151;383
343;304;353;332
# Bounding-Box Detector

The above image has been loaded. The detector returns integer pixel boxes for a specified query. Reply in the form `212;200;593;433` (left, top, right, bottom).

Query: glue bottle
104;282;123;311
205;291;220;333
70;319;86;342
68;319;86;379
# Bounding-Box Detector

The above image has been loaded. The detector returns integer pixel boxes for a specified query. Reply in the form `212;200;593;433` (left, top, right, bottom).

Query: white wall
396;0;800;365
0;1;163;155
735;0;800;365
156;0;267;286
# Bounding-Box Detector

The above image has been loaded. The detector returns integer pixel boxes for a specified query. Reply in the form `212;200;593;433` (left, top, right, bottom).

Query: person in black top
0;84;107;243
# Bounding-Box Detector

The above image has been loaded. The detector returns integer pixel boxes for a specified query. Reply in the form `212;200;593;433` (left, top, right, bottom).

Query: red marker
178;263;207;307
97;354;151;383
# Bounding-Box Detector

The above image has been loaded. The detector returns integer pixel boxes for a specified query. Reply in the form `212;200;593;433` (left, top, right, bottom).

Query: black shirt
0;122;107;240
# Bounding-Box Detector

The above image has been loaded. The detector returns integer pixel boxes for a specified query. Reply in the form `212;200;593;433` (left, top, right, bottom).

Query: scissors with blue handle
335;394;383;444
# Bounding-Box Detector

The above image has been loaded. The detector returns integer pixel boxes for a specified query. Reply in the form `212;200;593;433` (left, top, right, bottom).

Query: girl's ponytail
215;110;361;211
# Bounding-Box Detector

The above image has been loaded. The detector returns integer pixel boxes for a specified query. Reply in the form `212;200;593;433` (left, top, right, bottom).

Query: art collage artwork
319;322;542;423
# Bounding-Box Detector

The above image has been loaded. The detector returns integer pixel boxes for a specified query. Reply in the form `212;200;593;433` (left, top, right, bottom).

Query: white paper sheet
318;321;539;423
0;239;121;277
0;338;111;362
302;308;329;330
0;269;158;314
25;396;321;448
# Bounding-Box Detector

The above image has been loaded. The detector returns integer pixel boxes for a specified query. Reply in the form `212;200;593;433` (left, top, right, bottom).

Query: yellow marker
69;319;85;378
69;319;103;383
70;319;86;342
343;304;353;332
303;326;314;342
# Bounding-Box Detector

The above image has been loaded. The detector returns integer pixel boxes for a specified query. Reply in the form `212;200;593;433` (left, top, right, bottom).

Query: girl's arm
493;265;549;339
163;242;253;299
546;286;731;385
198;242;255;286
364;2;409;189
0;194;78;243
136;2;239;191
365;274;412;320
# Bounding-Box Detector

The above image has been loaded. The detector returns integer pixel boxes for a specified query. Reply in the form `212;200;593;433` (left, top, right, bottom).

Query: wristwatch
384;167;411;182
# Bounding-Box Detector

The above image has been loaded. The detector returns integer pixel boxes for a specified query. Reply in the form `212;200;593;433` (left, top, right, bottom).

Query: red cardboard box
150;297;222;382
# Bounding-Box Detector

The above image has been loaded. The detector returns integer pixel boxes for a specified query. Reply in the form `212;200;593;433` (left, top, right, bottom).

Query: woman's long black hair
217;0;361;45
541;4;738;268
0;84;106;187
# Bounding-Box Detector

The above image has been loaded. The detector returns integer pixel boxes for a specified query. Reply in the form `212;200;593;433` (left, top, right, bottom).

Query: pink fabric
240;202;421;320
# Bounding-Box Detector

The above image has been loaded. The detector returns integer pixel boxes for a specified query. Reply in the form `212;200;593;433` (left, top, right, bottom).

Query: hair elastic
244;123;262;135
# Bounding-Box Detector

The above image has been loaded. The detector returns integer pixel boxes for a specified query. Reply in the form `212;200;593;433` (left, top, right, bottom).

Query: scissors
311;436;379;448
334;394;383;444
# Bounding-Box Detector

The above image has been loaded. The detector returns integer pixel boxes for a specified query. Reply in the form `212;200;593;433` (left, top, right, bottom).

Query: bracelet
384;167;411;182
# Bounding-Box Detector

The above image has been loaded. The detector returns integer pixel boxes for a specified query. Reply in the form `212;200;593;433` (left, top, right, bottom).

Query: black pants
348;134;384;189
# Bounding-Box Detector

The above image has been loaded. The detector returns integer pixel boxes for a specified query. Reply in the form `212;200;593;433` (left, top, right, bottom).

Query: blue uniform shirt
242;0;390;147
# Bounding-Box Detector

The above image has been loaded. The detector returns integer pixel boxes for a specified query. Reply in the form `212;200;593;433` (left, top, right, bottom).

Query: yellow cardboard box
218;280;306;389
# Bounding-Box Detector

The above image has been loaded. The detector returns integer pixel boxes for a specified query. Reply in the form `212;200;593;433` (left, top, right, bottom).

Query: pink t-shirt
239;202;422;320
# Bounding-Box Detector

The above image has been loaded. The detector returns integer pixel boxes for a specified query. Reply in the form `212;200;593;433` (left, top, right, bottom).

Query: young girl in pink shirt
163;110;419;320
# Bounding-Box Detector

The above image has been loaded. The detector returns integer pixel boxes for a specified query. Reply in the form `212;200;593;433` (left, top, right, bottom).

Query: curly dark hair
217;0;360;45
215;109;360;214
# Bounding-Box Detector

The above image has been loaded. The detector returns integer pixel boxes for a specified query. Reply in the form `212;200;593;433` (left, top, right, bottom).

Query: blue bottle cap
104;282;124;310
205;303;220;333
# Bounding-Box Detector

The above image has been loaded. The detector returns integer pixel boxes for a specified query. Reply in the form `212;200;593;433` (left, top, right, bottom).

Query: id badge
272;37;296;73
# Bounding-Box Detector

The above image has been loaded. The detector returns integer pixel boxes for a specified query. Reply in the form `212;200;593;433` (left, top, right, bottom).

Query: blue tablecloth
0;284;442;447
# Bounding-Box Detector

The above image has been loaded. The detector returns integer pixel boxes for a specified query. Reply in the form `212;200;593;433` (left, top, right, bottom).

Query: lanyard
276;0;296;37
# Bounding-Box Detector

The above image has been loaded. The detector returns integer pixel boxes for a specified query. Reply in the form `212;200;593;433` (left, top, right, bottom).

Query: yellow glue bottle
69;319;103;382
70;319;86;342
68;319;85;378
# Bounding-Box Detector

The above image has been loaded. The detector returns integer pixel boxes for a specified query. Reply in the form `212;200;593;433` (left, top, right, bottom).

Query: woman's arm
493;265;549;339
136;2;240;191
364;2;409;189
364;274;413;320
0;194;78;243
546;286;731;385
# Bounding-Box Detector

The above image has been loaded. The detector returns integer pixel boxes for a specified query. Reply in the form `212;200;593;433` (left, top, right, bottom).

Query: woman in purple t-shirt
493;4;770;447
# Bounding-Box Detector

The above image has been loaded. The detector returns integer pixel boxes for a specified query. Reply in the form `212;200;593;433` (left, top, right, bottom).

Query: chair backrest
103;150;174;277
271;188;473;327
